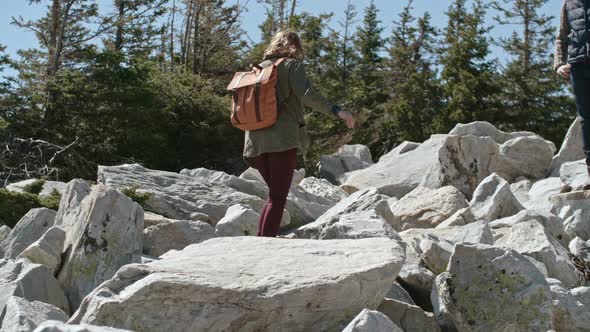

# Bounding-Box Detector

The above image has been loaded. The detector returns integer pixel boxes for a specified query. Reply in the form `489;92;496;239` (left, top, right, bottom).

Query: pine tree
493;0;574;143
437;0;500;132
12;0;101;136
335;0;358;101
176;0;245;75
353;0;385;109
105;0;169;59
379;0;441;154
351;0;386;149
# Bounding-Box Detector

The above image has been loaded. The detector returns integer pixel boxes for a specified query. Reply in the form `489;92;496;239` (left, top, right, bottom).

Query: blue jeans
571;62;590;166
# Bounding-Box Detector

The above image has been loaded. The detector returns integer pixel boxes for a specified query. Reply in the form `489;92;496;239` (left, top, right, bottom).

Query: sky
0;0;564;76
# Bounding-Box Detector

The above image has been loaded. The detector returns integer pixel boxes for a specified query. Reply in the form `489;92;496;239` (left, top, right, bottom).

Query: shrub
0;189;42;228
40;189;62;210
121;187;152;208
22;179;45;195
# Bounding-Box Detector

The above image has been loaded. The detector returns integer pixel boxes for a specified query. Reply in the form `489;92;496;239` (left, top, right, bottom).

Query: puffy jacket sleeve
288;60;338;117
554;0;570;72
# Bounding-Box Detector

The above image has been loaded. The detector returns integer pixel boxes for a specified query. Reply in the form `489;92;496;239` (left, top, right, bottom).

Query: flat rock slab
33;321;133;332
70;237;406;332
0;259;70;317
97;164;264;223
550;190;590;241
1;208;56;259
0;296;68;332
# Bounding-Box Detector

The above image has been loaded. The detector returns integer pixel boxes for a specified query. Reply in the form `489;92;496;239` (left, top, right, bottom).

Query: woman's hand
557;64;571;79
338;111;355;129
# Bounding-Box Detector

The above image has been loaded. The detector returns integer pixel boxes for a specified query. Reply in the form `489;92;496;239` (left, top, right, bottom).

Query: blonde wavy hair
264;31;304;60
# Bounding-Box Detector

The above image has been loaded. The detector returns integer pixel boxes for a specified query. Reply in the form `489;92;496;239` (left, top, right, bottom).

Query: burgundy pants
252;149;297;237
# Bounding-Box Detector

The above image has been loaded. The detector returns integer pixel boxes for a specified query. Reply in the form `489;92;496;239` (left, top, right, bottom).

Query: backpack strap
271;57;294;113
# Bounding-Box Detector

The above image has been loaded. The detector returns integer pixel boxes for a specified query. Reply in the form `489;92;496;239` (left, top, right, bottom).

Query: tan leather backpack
226;58;287;131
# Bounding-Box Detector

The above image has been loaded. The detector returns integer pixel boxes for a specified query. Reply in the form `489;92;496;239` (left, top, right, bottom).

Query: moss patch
40;189;62;210
22;179;45;195
121;187;152;208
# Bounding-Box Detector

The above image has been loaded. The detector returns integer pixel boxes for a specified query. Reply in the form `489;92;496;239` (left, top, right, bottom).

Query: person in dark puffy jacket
555;0;590;185
245;31;355;237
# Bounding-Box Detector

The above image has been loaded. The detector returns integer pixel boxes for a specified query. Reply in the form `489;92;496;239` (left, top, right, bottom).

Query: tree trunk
181;0;195;66
523;0;530;72
288;0;297;24
192;0;203;74
277;0;285;30
170;0;176;70
114;0;126;51
47;0;61;77
51;0;75;75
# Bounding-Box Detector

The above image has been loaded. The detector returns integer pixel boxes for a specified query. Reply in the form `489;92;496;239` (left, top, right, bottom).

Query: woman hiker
555;0;590;187
244;31;355;237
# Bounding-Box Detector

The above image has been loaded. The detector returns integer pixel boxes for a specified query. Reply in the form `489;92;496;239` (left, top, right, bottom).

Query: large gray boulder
510;178;532;204
214;204;260;237
389;186;468;230
560;160;588;192
384;282;415;305
299;177;349;204
319;144;373;184
344;134;498;199
550;117;585;176
432;243;554;331
182;166;333;227
17;226;65;274
495;220;581;287
57;185;144;310
0;296;68;332
342;309;402;332
301;187;395;229
97;164;264;223
412;234;454;275
550;191;590;241
0;259;70;317
344;123;555;200
377;141;420;163
69;237;406;332
378;299;441;332
180;167;268;199
494;136;556;180
290;210;400;240
522;177;566;212
449;121;539;144
54;180;92;248
396;227;462;309
1;208;56;259
6;179;66;198
33;321;133;332
436;207;476;228
143;219;215;257
490;210;569;247
469;173;524;221
551;285;590;331
451;220;494;245
214;204;290;237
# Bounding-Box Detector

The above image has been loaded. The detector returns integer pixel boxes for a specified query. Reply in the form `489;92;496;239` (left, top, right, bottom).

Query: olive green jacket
243;55;338;160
